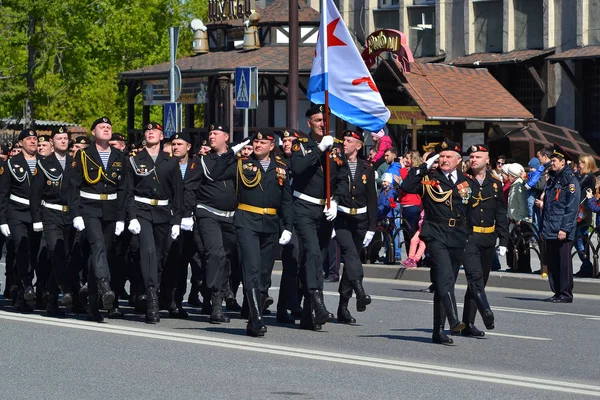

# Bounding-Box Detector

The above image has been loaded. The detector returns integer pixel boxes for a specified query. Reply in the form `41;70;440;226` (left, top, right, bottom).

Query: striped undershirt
98;150;111;169
348;161;357;180
259;159;270;171
56;154;66;170
180;163;187;179
26;159;37;174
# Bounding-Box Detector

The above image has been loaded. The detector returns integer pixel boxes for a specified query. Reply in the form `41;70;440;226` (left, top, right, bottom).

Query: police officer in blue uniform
541;144;580;303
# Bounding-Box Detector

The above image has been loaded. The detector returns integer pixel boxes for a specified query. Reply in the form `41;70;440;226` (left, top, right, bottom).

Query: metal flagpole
322;0;331;208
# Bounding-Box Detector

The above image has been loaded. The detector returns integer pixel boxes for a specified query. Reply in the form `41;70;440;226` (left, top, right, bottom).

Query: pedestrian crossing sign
235;67;258;109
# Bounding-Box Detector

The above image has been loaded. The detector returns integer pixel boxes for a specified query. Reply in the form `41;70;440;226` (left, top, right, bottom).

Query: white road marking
0;311;594;396
484;332;551;341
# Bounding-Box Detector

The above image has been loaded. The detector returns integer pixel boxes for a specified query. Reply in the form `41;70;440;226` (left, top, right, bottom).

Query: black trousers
68;230;87;287
164;230;198;295
7;219;39;287
335;217;366;282
44;220;75;294
82;217;115;293
195;215;237;294
294;213;333;291
236;228;277;292
462;240;494;295
278;227;301;311
545;239;573;299
426;240;464;315
137;218;169;289
109;230;131;298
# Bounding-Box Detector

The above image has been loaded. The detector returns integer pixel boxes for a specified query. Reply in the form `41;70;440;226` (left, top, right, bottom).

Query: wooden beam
527;65;546;93
557;60;582;92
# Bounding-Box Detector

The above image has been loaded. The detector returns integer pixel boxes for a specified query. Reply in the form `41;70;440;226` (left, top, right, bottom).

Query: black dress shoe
550;296;573;303
108;307;124;319
276;310;296;324
461;324;485;338
61;293;73;308
543;295;559;302
432;331;454;345
299;320;322;331
23;286;36;307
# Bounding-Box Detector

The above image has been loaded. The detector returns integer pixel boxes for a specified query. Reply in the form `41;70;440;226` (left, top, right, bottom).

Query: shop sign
208;0;255;22
387;106;440;125
362;29;414;71
143;77;209;105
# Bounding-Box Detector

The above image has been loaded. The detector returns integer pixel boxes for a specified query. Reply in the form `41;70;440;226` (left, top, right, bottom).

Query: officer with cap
182;124;240;324
126;122;183;323
37;135;53;157
541;144;579;303
290;105;349;330
29;126;75;315
0;129;41;312
69;116;127;322
109;133;127;152
460;144;509;337
401;138;470;345
333;130;376;324
210;128;293;336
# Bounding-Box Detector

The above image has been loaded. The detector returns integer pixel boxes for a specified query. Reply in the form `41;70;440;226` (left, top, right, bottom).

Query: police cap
551;143;572;162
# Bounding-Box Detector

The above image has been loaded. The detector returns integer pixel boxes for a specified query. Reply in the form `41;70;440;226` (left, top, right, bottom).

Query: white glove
171;225;180;240
231;139;251;154
331;228;336;239
279;230;292;245
33;222;44;232
497;246;507;257
0;224;10;237
115;221;125;236
363;231;375;247
323;199;338;221
317;135;335;152
426;154;440;170
181;217;194;231
127;219;141;235
72;217;85;232
586;188;593;199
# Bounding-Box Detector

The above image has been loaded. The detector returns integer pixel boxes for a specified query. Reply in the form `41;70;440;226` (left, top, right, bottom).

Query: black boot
310;290;333;325
432;301;454;345
472;291;495;330
350;280;371;312
145;286;160;324
210;292;230;324
108;298;124;319
241;295;249;319
441;292;465;333
187;285;202;307
97;278;115;310
15;289;33;313
299;295;322;331
246;288;267;337
169;289;189;319
337;280;356;323
61;292;73;309
461;299;485;337
87;295;104;323
46;294;65;317
225;297;242;311
135;294;148;314
23;285;36;308
262;292;274;315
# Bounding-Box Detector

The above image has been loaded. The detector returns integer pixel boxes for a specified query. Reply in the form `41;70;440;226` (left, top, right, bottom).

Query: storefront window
513;0;543;49
473;0;503;53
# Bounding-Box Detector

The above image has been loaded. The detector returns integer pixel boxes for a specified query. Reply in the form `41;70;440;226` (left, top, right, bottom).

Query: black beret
305;104;325;118
136;139;146;148
280;129;304;139
74;136;90;145
551;143;572;162
38;135;51;143
18;129;37;141
144;122;163;132
172;132;191;143
252;128;275;141
51;126;68;137
343;129;364;142
434;138;461;154
208;124;229;133
201;139;209;147
110;133;126;142
0;145;9;154
91;116;111;130
465;143;489;156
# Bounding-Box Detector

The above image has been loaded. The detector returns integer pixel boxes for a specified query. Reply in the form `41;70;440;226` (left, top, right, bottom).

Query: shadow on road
504;296;546;302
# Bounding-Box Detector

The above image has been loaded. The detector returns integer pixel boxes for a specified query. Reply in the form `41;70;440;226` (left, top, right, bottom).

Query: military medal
457;181;472;204
362;174;367;184
47;180;52;186
112;172;117;178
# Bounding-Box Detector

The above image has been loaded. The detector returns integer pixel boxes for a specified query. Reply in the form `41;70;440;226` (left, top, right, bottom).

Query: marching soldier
182;124;239;324
126;122;183;323
210;128;293;337
334;130;376;324
37;135;53;157
0;129;42;312
401;139;470;345
461;144;509;336
69;117;127;322
30;126;75;316
290;105;349;330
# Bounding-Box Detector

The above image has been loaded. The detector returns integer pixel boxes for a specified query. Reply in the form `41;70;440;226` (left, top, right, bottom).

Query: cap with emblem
38;135;50;143
172;132;191;143
201;139;209;147
465;143;489;156
144;122;163;132
305;105;325;118
252;128;275;141
209;124;229;133
551;143;572;162
91;117;111;130
343;129;364;142
18;129;37;141
136;139;147;148
281;129;304;139
434;138;461;154
74;136;89;145
51;126;68;138
111;133;126;142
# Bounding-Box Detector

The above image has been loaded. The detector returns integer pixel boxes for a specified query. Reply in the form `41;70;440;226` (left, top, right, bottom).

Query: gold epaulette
334;138;343;143
296;137;308;143
276;158;287;166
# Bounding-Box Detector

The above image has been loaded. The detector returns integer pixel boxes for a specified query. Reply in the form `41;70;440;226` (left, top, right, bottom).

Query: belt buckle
448;218;456;227
100;194;108;200
150;199;158;206
350;208;357;215
62;205;68;212
319;199;326;206
263;208;269;214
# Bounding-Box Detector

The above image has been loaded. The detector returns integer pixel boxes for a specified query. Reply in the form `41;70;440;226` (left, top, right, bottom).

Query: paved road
0;271;598;399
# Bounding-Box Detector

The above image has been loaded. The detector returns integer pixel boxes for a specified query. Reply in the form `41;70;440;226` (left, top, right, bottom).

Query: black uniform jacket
335;158;377;232
210;149;293;234
69;145;128;221
401;164;471;248
290;135;349;217
30;153;73;225
465;171;509;248
541;165;580;240
183;150;238;222
0;152;43;224
126;149;182;225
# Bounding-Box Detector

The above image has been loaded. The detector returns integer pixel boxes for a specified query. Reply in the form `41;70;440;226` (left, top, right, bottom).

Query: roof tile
448;49;555;66
546;45;600;61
